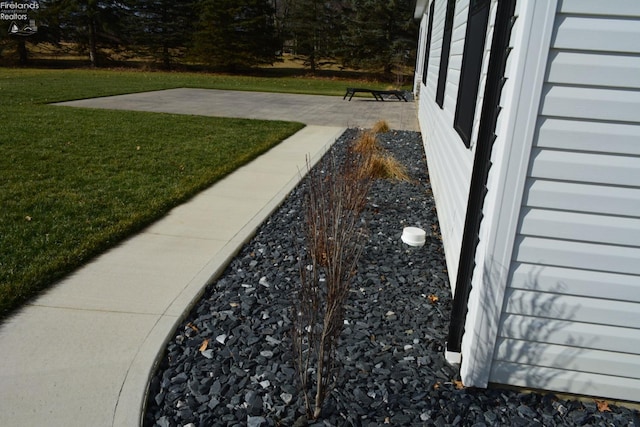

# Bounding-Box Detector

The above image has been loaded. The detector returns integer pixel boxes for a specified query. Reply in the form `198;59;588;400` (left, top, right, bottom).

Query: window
435;0;456;108
454;0;491;147
422;1;436;85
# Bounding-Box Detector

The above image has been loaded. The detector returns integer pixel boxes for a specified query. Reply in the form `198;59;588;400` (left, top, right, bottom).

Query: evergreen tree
272;0;290;55
286;0;347;72
341;0;417;76
40;0;126;67
192;0;279;71
0;29;30;64
35;0;67;44
0;37;28;65
123;0;197;69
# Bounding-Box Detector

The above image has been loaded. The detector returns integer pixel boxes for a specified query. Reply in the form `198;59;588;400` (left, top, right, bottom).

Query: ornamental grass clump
360;151;412;182
293;148;371;420
351;130;379;153
351;126;411;182
371;119;391;134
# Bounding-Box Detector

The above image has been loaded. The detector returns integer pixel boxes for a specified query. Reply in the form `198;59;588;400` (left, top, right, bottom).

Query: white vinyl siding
557;0;640;16
491;0;640;400
493;341;640;380
458;0;555;385
541;85;640;123
499;314;640;355
546;51;640;89
513;237;640;277
524;180;640;219
417;0;494;292
414;17;428;96
490;362;640;402
518;209;640;247
536;118;640;155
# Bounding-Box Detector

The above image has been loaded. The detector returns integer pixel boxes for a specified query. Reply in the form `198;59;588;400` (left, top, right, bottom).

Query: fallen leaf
433;382;441;390
199;338;209;352
186;322;199;332
428;294;439;304
453;380;464;390
595;400;611;412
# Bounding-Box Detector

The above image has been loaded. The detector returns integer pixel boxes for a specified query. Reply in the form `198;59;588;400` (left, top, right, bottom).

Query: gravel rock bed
145;129;639;427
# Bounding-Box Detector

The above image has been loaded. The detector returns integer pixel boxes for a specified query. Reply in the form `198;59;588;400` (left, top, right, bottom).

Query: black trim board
446;0;517;355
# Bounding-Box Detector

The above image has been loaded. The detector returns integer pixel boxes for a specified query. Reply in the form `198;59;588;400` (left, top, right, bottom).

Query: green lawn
0;68;395;103
2;67;393;319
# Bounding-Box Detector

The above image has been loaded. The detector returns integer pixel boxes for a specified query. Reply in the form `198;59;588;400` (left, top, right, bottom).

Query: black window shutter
454;0;492;147
436;0;456;108
422;1;436;86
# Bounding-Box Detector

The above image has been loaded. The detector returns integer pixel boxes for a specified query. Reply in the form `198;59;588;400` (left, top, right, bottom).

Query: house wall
458;0;551;384
489;0;640;401
416;0;494;292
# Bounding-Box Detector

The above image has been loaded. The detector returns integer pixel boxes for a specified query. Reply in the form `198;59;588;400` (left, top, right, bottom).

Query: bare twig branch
292;147;371;419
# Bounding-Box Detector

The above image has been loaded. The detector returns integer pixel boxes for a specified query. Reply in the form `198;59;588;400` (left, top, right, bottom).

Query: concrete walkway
0;90;417;427
56;88;419;132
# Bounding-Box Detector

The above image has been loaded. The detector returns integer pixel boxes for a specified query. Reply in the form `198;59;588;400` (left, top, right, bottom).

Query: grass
3;66;407;319
0;68;398;104
0;67;406;318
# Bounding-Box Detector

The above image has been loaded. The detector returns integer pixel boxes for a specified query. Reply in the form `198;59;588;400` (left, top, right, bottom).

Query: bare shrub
293;148;370;420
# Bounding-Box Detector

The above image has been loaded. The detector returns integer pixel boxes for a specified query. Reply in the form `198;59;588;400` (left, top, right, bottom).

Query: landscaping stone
144;129;639;426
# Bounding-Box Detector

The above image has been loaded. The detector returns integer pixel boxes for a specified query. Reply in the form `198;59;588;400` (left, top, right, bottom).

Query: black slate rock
144;129;639;426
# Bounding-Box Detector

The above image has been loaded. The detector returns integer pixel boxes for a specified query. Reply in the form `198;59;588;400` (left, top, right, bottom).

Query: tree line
1;0;417;76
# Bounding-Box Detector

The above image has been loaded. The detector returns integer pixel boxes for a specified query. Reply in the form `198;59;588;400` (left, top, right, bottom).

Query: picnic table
343;87;409;102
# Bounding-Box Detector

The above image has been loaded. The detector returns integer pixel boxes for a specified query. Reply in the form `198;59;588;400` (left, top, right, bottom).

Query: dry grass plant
351;130;379;153
293;149;371;420
371;120;391;134
360;152;412;182
351;127;411;182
